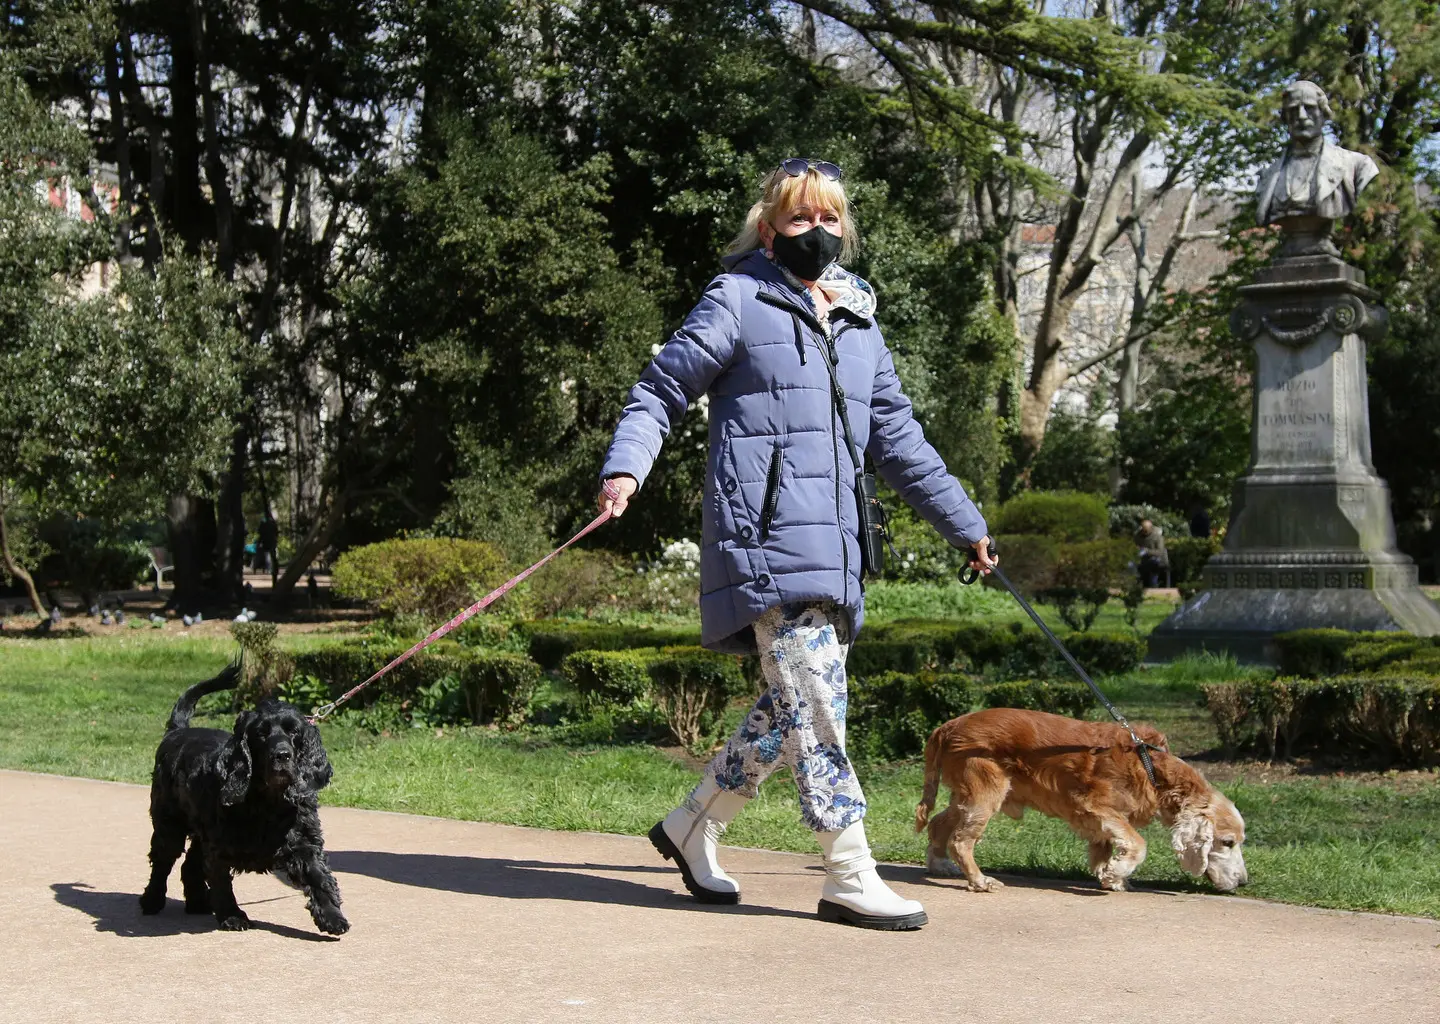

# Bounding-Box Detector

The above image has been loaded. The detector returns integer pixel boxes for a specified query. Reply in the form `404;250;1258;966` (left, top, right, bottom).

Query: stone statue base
1149;255;1440;664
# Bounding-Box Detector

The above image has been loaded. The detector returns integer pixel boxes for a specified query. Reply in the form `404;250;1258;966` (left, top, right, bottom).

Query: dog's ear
290;718;333;799
220;711;257;806
1170;804;1215;876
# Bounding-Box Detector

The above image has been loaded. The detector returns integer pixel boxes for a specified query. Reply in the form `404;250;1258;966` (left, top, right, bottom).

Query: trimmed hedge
1274;629;1440;678
560;645;745;748
290;641;540;727
982;680;1093;718
851;622;1144;679
561;649;656;706
1202;676;1440;766
992;491;1109;542
847;672;1097;762
849;672;979;761
522;620;702;670
331;538;511;618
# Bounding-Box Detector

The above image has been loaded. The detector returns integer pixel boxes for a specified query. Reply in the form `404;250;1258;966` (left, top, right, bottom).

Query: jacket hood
721;249;877;321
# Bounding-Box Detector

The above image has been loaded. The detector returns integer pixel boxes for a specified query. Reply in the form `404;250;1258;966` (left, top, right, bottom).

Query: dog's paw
313;908;350;936
925;853;965;878
217;911;251;931
967;875;1005;893
1097;875;1130;892
138;890;166;915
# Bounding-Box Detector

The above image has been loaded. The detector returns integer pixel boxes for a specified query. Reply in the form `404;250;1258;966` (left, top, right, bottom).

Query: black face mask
771;224;842;280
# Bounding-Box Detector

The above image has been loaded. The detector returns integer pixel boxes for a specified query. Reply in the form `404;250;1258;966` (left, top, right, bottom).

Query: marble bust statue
1255;81;1379;256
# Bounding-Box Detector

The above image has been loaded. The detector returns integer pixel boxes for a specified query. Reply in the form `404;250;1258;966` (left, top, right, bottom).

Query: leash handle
959;538;997;586
309;484;623;723
965;557;1160;786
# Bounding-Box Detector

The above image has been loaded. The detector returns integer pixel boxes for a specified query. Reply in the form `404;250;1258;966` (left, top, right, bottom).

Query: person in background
257;511;279;579
1135;517;1169;588
1188;504;1211;540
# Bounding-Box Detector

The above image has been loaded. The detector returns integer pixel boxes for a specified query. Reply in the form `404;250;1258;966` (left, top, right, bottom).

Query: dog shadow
327;851;812;920
51;882;336;942
864;863;1213;898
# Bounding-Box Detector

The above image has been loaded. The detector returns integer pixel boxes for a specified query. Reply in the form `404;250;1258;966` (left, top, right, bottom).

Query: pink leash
308;482;623;722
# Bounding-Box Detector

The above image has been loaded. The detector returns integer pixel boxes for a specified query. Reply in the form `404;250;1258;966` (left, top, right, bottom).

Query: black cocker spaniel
139;666;349;935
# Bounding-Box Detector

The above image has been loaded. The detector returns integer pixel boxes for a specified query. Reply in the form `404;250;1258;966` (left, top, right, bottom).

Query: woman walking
598;159;994;930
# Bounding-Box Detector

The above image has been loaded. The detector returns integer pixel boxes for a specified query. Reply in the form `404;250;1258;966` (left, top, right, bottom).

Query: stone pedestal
1149;255;1440;663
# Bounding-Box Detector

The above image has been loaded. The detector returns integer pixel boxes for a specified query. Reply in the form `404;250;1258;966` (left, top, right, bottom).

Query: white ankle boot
649;776;748;904
816;822;928;930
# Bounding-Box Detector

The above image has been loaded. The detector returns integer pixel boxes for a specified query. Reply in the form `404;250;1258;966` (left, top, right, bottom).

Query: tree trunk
271;482;349;606
213;427;248;604
0;501;46;616
167;494;214;611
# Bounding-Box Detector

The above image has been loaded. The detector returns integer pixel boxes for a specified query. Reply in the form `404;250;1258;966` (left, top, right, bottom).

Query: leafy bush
634;539;702;614
522;620;701;670
989;533;1061;594
646;647;747;748
35;517;152;599
1167;535;1221;584
230;620;293;706
1028;409;1115;495
561;649;656;707
419;652;542;727
862;578;1013;620
331;538;511;618
1062;632;1148;675
1201;676;1440;766
992;490;1109;543
1038;538;1134;631
849;671;978;761
523;548;640;619
982;680;1093;717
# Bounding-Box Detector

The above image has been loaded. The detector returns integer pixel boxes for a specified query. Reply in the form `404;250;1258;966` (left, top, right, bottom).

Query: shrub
646;647;748;748
561;649;656;707
1063;632;1147;675
1168;535;1221;584
988;534;1060;593
331;538;511;618
1028;409;1114;495
1040;538;1133;631
230;621;293;706
291;640;540;727
523;548;640;619
1201;676;1440;766
522;621;701;670
635;539;702;614
992;491;1109;543
849;671;978;761
982;680;1093;718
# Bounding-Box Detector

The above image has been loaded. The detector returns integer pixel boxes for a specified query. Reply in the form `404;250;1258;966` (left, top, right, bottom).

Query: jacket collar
723;249;876;325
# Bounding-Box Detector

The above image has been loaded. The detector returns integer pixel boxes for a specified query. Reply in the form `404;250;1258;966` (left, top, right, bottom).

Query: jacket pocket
759;443;782;541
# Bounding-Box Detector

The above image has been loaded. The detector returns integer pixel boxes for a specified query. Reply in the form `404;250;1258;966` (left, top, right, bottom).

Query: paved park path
2;770;1435;1023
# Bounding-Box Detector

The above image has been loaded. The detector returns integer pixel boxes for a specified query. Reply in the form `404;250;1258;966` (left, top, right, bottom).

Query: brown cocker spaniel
916;708;1248;893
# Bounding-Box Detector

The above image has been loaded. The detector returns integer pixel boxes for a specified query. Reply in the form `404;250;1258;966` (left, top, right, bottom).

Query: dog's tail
167;664;240;732
915;724;944;833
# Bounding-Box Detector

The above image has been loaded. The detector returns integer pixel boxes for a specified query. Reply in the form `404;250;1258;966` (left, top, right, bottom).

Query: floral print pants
708;602;866;832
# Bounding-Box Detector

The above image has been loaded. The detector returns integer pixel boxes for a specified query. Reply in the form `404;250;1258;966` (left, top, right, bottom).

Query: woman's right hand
598;475;638;518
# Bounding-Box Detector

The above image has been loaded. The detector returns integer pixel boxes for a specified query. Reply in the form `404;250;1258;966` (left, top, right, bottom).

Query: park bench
148;546;173;591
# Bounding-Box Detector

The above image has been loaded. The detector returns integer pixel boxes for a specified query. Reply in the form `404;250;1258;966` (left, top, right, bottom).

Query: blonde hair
727;165;859;264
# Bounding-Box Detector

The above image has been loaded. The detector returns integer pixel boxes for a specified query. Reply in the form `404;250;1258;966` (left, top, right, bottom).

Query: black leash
961;543;1161;787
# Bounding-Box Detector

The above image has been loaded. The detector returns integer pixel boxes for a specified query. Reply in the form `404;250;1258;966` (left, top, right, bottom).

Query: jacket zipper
760;444;782;540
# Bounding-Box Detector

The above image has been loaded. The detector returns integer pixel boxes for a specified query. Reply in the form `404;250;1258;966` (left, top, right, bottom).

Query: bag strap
797;312;867;478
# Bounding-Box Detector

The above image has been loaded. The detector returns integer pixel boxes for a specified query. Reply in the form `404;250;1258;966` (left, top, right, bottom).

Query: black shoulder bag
811;324;887;579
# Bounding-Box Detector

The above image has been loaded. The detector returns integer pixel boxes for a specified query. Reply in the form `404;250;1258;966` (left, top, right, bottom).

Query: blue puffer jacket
601;250;987;653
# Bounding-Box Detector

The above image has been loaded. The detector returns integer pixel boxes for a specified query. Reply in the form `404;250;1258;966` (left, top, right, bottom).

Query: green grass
3;632;1438;918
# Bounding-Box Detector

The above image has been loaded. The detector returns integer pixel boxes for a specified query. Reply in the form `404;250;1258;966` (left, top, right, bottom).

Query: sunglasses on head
779;157;843;182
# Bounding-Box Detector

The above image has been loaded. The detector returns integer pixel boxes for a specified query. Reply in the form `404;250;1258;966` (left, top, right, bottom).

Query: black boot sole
648;821;741;905
817;898;928;931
